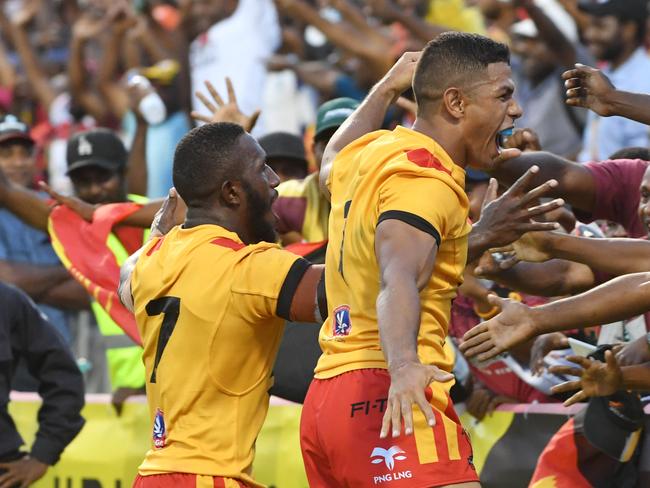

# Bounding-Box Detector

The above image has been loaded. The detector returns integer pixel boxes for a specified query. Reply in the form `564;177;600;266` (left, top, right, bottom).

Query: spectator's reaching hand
529;332;569;375
503;128;541;152
8;0;40;28
0;456;48;488
150;188;179;238
466;387;517;421
38;182;97;222
481;231;557;272
615;335;650;367
72;14;106;41
472;167;563;251
549;351;623;406
562;64;617;116
460;295;539;362
192;78;261;133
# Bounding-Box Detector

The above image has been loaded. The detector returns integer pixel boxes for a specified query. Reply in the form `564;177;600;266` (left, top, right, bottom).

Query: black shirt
0;283;85;464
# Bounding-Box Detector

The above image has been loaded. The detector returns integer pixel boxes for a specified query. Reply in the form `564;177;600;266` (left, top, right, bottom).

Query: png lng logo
370;446;406;470
370;446;413;484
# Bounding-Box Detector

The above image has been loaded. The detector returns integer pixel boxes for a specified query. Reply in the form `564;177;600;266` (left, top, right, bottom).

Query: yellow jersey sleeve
377;172;467;245
231;246;311;322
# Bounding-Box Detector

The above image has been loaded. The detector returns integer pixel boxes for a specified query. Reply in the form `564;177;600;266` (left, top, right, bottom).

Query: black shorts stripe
277;258;312;321
377;210;441;247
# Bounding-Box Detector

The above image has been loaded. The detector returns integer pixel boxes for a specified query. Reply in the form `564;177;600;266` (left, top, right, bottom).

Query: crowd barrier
9;393;650;487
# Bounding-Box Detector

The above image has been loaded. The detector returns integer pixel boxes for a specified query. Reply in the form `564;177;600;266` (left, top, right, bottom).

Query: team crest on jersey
153;408;167;449
333;305;352;336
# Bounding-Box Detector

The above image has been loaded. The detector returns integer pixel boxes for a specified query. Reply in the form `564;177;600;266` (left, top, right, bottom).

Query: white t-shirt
189;0;280;135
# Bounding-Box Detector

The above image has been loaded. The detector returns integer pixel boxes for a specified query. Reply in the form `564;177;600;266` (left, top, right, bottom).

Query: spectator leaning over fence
0;282;85;488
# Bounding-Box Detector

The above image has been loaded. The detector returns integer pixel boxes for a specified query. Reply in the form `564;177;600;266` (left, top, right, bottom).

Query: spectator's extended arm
39;278;91;310
517;0;576;67
0;4;56;110
563;64;650;126
0;30;16;90
69;16;108;121
0;261;70;302
0;173;52;231
366;0;451;45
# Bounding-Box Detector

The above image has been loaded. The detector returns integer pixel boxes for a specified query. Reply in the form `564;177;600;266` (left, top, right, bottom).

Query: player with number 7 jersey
123;123;325;488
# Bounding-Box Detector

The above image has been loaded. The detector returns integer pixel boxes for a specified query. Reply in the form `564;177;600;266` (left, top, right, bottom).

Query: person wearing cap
272;97;359;246
576;0;650;161
0;127;148;406
510;0;591;159
0;115;88;344
258;132;309;183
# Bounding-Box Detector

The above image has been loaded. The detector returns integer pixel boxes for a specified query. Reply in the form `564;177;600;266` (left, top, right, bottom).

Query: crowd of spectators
1;0;650;485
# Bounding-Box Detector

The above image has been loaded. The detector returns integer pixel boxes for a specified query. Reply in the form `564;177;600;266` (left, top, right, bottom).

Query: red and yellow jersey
131;224;309;487
315;126;471;379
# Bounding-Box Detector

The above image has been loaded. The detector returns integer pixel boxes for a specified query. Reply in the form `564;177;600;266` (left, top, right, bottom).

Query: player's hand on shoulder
0;456;48;488
380;362;453;439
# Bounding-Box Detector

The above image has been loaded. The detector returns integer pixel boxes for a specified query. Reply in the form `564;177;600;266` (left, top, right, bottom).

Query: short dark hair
608;147;650;161
172;122;246;206
413;32;510;106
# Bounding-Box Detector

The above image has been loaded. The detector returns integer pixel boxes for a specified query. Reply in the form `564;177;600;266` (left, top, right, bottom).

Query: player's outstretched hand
459;295;538;361
615;334;650;366
192;78;261;133
562;64;616;117
150;187;179;237
38;181;97;222
380;362;454;439
549;351;622;406
473;166;563;251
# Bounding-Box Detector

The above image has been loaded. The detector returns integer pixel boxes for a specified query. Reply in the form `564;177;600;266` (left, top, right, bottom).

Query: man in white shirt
188;0;281;136
577;0;650;162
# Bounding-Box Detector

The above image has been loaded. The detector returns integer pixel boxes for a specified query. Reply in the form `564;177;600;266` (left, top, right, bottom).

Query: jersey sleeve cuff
276;258;312;321
377;210;441;247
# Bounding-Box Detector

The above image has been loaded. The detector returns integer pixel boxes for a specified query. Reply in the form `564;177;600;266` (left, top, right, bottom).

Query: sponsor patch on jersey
333;305;352;336
153;408;167;449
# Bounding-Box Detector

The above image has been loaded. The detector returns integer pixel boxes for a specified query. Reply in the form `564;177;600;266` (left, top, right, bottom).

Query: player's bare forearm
320;52;420;198
544;233;650;276
377;276;422;370
289;264;325;323
529;272;650;334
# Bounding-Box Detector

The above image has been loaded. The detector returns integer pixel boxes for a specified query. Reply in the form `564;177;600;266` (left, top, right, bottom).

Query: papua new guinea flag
48;202;145;345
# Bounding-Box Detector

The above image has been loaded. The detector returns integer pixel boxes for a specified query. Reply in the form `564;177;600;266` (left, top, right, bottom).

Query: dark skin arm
0;33;16;89
365;0;451;45
39;278;91;310
0;261;68;300
0;175;51;232
515;0;576;68
475;255;596;297
460;272;650;362
0;2;56;110
376;220;454;439
506;231;650;277
563;64;650;126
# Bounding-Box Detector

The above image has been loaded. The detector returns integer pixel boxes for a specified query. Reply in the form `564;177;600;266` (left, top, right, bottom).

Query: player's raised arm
118;189;179;312
319;52;420;200
375;220;454;439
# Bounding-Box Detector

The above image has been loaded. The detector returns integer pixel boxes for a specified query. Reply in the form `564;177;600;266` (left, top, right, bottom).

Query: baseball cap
66;129;128;176
259;132;307;163
511;0;578;43
315;98;359;140
578;0;648;19
0;114;34;146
